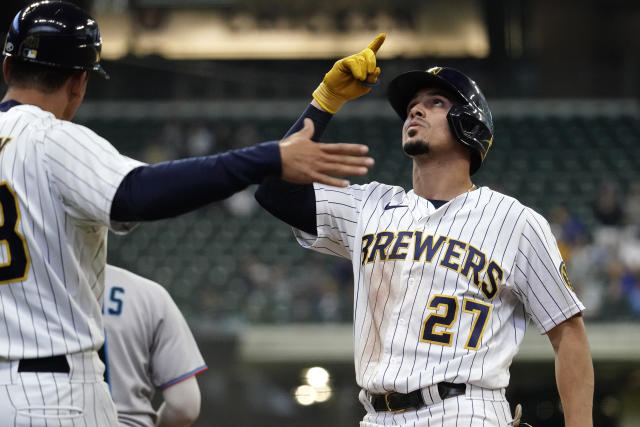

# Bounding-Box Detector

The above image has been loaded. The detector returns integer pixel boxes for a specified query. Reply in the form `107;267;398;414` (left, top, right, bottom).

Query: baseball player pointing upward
256;35;594;426
0;1;372;425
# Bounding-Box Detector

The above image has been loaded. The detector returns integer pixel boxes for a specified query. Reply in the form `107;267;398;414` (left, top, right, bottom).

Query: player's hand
279;119;374;187
312;33;386;114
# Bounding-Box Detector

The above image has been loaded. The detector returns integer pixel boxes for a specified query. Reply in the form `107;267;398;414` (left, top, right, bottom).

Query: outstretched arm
110;121;371;222
255;34;386;234
546;314;594;427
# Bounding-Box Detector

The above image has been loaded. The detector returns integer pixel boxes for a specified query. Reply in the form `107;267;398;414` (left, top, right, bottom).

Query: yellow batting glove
313;33;386;114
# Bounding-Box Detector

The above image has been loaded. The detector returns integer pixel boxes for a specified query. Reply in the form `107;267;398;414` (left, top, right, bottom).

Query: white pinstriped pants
359;384;515;427
0;352;117;427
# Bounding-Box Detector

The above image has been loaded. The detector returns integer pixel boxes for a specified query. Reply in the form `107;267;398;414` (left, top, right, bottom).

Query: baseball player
0;1;372;425
102;264;206;427
256;35;594;426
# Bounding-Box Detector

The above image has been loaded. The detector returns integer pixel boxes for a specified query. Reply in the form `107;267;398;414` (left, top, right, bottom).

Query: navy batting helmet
387;66;493;175
2;1;109;79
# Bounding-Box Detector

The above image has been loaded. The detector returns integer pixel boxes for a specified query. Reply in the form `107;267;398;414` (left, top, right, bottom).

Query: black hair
5;58;81;93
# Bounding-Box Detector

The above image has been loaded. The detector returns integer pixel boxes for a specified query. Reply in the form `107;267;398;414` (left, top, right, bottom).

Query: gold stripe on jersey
0;137;12;155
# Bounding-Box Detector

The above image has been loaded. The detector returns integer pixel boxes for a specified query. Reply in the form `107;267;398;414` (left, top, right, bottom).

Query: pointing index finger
367;33;386;54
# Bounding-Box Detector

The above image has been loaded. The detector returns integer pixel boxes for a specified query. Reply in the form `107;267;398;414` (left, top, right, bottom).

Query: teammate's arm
155;376;201;427
111;124;371;221
546;314;594;427
255;34;385;233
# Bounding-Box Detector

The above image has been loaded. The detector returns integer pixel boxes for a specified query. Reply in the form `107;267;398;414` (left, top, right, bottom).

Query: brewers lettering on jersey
0;2;372;425
256;36;594;427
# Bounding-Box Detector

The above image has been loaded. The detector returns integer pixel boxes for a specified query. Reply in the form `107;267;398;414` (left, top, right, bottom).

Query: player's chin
403;140;429;157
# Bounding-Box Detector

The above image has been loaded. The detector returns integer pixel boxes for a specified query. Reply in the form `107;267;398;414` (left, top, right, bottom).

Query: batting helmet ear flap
447;104;493;175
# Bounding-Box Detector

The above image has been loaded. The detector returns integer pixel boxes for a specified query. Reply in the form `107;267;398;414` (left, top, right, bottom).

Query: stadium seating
93;114;640;323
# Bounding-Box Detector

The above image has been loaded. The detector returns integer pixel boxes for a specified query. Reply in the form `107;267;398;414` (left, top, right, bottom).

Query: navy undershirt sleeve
111;141;281;221
255;104;332;236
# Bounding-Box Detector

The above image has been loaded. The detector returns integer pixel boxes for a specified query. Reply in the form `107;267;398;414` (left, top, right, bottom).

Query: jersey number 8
0;182;30;284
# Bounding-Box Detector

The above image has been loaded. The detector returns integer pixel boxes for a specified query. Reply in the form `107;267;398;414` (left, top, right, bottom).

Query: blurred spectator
566;230;607;319
616;262;640;319
599;261;634;321
317;278;342;323
619;225;640;272
162;120;186;158
548;204;588;261
592;181;624;226
186;122;215;156
224;188;258;217
234;123;259;148
213;122;235;150
623;180;640;225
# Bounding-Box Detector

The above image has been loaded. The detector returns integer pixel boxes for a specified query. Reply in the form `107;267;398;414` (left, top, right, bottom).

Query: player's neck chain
467;183;476;192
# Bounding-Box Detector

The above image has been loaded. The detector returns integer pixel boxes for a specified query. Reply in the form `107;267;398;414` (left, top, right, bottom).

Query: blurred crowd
113;120;640;324
551;180;640;321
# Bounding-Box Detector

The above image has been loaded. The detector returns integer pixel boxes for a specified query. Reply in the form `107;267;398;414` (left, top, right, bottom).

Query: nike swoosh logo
384;203;408;210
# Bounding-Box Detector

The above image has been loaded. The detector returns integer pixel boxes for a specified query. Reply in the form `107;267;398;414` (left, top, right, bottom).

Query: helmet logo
23;35;39;49
427;66;443;75
482;136;494;148
4;42;14;53
19;35;39;59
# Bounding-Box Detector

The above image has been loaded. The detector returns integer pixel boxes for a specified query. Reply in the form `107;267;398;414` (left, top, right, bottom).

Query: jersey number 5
0;182;30;284
420;295;492;350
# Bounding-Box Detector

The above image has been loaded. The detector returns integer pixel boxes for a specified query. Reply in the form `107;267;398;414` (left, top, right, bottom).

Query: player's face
402;88;456;157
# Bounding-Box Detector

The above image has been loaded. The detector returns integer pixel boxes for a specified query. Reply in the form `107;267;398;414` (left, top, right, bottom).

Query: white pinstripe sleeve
512;208;585;333
43;121;145;230
293;183;367;259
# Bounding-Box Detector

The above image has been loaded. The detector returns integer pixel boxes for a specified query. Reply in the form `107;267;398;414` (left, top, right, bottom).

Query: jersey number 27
0;182;30;284
421;295;492;350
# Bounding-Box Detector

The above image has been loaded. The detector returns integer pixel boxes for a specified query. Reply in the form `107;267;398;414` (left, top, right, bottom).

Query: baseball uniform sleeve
255;103;337;235
293;182;368;259
42;121;144;231
512;208;585;333
150;288;207;390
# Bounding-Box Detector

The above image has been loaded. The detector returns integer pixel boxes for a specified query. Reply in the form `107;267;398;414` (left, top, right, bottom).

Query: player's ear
2;58;11;85
68;71;88;94
61;71;88;120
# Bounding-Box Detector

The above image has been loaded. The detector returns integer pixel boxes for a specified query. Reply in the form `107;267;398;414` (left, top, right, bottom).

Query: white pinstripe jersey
0;104;143;360
294;182;584;393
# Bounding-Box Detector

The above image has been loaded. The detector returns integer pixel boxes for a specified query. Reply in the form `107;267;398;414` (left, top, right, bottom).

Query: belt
18;355;70;373
370;382;466;413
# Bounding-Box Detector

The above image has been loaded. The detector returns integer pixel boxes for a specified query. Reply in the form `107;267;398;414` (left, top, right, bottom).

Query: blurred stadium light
95;0;489;59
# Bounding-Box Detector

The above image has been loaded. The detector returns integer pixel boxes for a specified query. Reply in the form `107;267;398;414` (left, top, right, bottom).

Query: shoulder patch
559;261;574;292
